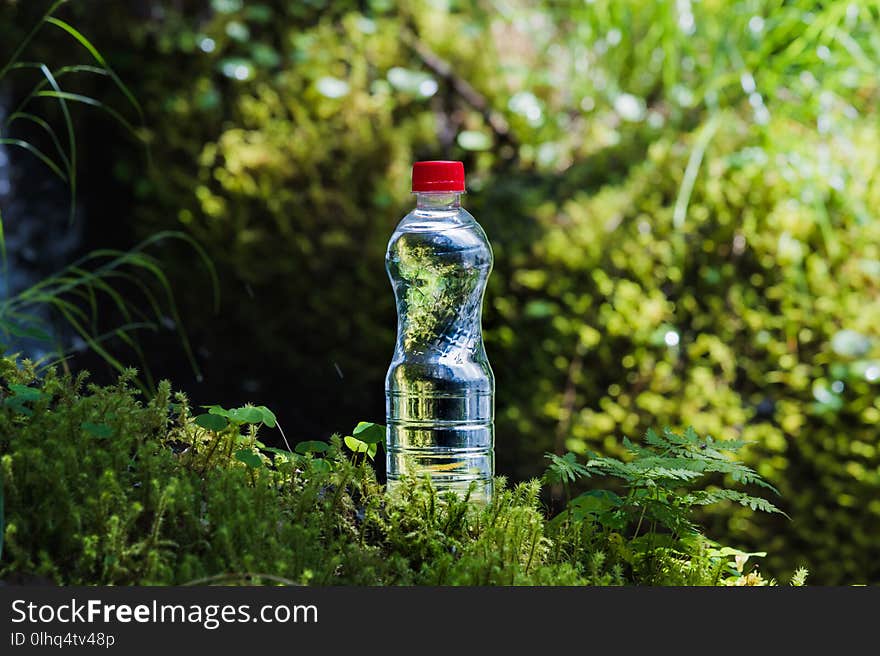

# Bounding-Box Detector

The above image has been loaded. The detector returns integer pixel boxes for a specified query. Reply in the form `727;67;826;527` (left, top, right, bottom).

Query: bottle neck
415;192;462;210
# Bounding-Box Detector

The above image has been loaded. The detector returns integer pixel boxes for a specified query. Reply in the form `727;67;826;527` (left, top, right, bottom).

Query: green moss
0;357;791;586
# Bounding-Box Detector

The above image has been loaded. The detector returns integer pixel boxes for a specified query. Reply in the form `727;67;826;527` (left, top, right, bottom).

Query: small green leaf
344;435;369;453
81;421;113;438
234;449;263;468
310;458;331;474
295;440;330;455
205;404;229;416
228;406;264;424
256;405;277;428
352;421;384;444
7;384;46;402
194;413;229;431
343;436;377;460
4;384;48;416
203;405;265;425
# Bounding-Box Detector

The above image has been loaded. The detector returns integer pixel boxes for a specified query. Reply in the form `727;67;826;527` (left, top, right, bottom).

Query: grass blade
5;111;71;171
35;91;141;139
116;251;202;381
2;231;218;384
37;64;76;224
44;17;144;123
48;297;127;376
131;231;221;314
0;138;68;182
0;310;53;342
4;63;109;130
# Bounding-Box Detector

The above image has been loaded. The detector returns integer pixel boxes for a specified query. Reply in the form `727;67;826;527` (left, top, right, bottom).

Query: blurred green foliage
3;0;880;583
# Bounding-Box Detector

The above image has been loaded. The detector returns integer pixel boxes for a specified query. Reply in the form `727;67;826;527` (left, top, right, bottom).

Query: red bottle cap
411;160;466;192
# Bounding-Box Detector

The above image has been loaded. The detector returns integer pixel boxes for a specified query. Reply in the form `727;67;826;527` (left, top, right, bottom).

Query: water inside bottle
385;198;494;502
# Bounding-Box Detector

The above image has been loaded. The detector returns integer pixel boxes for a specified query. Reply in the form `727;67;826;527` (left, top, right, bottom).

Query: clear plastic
385;191;494;501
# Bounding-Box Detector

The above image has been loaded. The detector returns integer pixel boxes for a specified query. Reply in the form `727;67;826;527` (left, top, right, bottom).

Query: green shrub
0;356;796;586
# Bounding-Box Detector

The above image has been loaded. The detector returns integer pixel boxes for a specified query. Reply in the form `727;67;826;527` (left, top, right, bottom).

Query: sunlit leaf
352;421;384;444
344;435;369;454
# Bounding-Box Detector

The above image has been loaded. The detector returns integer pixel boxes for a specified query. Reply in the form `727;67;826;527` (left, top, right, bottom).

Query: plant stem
632;503;648;539
198;430;222;477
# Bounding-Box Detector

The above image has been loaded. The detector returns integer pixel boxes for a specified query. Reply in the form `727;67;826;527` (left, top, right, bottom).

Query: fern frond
543;452;592;485
685;489;787;516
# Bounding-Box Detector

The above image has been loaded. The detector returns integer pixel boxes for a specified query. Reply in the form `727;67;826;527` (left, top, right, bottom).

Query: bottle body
385;191;494;501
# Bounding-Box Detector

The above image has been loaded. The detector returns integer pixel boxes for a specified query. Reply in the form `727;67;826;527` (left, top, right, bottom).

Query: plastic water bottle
385;161;494;501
